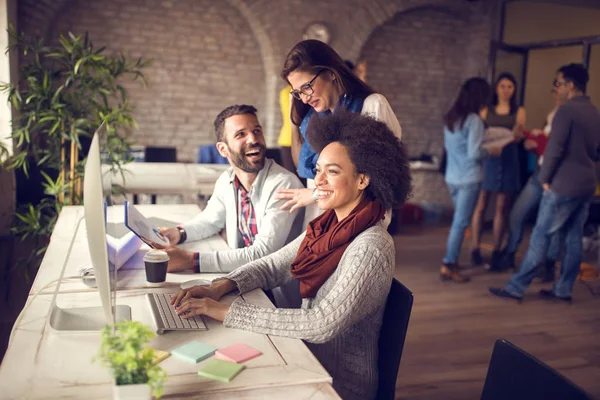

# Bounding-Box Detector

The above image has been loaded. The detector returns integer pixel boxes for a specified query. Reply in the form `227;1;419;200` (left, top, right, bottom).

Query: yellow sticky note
152;349;170;365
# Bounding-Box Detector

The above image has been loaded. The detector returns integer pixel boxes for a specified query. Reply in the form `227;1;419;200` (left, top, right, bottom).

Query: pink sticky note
215;343;262;363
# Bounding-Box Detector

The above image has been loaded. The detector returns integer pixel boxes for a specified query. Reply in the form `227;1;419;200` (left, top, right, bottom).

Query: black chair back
265;148;282;166
142;147;177;204
144;146;177;163
376;278;414;400
481;339;592;400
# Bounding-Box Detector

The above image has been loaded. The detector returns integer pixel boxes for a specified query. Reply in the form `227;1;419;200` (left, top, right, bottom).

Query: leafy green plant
0;27;150;266
96;320;167;398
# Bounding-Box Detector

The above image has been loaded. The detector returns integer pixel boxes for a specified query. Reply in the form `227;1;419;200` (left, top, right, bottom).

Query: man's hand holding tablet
124;201;171;247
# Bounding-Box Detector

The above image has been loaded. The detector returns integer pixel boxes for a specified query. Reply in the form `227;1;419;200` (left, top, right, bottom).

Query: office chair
143;146;177;204
376;278;414;400
265;148;282;166
481;339;592;400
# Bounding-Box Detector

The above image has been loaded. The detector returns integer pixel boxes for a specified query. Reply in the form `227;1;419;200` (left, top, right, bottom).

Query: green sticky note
197;359;245;383
171;341;216;364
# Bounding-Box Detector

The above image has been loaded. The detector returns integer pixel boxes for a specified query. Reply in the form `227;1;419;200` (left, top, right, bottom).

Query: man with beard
157;105;304;286
490;64;600;302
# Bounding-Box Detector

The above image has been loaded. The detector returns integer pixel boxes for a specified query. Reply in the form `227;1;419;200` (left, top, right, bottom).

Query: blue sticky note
171;341;216;364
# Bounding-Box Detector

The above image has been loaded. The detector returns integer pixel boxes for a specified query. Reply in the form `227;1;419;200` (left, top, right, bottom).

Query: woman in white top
275;40;402;217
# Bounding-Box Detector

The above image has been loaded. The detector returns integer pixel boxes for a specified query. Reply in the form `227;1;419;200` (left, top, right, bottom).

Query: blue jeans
504;191;591;298
443;182;480;264
506;172;561;260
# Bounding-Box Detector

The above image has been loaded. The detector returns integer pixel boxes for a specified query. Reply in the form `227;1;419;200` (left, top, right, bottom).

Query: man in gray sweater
490;63;600;302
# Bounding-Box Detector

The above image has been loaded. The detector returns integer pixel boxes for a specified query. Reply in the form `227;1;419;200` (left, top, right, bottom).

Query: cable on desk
8;274;94;345
9;214;86;345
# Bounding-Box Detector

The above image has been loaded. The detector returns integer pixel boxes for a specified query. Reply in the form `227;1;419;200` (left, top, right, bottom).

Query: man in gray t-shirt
490;63;600;302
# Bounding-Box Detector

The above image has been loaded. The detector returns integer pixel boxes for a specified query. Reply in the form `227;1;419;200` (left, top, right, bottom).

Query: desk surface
30;204;228;295
0;205;338;399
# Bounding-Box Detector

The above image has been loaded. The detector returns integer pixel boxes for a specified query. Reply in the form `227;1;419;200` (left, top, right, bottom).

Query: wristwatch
176;226;187;244
312;187;319;202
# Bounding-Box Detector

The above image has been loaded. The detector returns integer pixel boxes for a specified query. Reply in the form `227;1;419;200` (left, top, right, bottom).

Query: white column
0;0;16;161
0;0;17;237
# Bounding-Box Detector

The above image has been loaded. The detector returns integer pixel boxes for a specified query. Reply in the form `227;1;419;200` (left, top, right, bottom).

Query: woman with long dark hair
470;72;526;271
172;111;411;400
274;40;401;221
441;78;505;282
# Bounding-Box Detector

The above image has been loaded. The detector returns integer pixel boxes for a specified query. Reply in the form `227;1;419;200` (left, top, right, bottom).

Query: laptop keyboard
147;293;207;332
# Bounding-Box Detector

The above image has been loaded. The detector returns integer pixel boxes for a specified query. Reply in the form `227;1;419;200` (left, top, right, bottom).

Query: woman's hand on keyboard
171;279;236;307
175;298;230;322
172;286;218;306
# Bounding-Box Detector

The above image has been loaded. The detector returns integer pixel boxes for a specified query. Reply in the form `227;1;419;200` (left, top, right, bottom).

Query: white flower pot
113;383;152;400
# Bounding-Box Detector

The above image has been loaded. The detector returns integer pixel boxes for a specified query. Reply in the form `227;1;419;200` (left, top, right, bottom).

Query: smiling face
496;78;516;103
314;142;369;221
217;113;266;173
287;69;341;113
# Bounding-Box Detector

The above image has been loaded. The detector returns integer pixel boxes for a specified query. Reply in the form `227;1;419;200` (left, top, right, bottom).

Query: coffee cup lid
143;249;170;263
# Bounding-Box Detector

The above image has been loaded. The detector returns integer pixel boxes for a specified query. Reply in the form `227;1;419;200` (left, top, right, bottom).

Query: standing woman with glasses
470;72;526;271
275;40;402;220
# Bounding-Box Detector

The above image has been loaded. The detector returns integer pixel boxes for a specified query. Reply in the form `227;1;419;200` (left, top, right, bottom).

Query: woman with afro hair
172;110;411;400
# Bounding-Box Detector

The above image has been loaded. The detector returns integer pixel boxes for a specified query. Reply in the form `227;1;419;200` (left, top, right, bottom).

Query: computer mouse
180;279;211;290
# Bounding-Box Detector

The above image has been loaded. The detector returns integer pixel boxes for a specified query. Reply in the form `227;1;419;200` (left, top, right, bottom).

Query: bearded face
219;113;267;174
226;141;266;173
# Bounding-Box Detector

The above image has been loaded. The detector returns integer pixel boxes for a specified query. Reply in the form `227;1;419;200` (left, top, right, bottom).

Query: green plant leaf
4;28;150;249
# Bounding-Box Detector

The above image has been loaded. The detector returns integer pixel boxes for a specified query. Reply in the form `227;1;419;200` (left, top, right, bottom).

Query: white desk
0;205;339;399
30;205;228;295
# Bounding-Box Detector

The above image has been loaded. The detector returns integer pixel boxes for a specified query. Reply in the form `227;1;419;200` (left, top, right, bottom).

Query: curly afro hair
307;109;411;210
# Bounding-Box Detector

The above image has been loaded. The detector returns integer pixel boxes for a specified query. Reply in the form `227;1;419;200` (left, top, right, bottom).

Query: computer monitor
49;123;131;331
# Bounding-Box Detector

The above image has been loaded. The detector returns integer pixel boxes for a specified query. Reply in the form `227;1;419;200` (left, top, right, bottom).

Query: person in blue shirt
441;78;507;283
274;40;402;225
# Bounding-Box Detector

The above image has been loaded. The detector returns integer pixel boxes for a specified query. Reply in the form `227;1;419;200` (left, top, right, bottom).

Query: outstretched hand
524;139;538;151
158;227;180;245
512;124;525;142
275;187;315;212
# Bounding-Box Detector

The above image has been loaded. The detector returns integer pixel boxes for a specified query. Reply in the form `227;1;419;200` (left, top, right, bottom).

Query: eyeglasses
553;79;567;88
290;70;323;100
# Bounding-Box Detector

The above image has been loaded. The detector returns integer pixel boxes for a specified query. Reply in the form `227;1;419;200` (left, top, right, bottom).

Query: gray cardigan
223;223;395;400
539;95;600;197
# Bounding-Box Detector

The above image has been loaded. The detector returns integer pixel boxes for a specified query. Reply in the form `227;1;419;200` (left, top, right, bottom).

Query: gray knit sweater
223;222;395;400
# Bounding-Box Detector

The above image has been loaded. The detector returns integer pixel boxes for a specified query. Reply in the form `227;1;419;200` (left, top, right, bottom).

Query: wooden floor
392;225;600;400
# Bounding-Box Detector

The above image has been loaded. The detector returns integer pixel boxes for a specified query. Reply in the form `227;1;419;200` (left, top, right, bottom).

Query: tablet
124;201;170;247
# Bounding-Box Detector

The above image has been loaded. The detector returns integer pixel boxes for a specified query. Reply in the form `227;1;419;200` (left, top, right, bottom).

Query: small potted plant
97;320;167;399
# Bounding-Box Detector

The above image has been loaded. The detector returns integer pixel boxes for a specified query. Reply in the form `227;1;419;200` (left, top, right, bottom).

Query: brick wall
16;0;500;205
44;0;266;162
361;5;492;206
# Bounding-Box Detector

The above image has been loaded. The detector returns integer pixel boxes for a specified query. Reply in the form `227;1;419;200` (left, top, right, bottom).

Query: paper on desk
79;231;143;287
